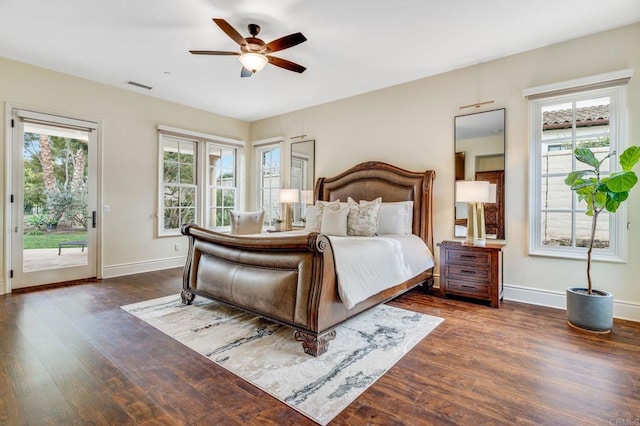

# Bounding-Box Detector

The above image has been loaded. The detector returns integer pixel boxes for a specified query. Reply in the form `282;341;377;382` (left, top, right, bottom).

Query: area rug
122;295;443;425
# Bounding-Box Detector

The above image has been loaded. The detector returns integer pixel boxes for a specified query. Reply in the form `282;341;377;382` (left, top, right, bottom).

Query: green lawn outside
24;232;88;250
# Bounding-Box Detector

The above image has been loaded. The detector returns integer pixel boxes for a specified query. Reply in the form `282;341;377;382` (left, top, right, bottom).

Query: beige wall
2;23;639;316
1;56;249;284
251;23;640;312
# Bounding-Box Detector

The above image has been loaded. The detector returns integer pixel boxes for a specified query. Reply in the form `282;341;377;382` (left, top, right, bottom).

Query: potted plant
564;145;640;332
273;215;283;232
46;218;58;231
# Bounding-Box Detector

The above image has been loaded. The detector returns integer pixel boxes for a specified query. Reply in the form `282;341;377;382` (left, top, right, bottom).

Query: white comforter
328;234;434;309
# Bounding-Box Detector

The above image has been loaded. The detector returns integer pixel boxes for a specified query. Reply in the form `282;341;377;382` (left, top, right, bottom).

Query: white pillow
373;201;414;235
303;205;317;231
347;197;381;236
320;205;349;236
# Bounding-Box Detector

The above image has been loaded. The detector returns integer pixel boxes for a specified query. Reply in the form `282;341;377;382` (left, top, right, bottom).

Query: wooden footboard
180;224;348;356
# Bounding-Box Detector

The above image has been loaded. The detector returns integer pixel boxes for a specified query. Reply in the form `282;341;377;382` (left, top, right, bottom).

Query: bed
180;161;436;356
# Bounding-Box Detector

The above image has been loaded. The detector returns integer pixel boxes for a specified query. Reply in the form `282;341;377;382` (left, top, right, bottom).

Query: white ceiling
1;0;639;122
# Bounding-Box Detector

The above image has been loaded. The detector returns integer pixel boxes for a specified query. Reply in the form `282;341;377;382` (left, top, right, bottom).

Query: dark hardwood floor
1;268;639;425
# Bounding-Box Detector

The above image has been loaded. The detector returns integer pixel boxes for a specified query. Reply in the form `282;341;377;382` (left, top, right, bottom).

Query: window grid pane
259;147;281;225
160;135;239;234
206;143;237;228
536;92;615;253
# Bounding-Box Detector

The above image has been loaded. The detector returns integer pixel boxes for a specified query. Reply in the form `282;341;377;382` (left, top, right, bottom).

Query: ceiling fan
190;18;307;77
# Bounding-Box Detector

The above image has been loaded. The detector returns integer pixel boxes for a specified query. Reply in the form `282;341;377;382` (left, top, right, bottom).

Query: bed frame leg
294;330;337;357
181;290;195;305
422;276;435;294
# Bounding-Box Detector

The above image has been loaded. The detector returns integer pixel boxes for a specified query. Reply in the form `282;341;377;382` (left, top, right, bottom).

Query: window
206;144;236;229
160;136;197;234
528;83;628;261
256;144;282;226
158;129;241;236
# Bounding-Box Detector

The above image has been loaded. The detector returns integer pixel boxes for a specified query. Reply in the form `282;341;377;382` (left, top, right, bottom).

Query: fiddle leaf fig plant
565;145;640;294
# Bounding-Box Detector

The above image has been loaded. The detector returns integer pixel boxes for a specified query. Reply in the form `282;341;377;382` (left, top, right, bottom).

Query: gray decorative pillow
347;197;381;236
307;200;341;232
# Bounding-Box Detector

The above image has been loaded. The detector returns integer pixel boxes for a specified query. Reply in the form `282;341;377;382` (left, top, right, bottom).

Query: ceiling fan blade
212;18;247;47
189;50;240;56
240;66;253;78
265;32;307;53
267;56;306;73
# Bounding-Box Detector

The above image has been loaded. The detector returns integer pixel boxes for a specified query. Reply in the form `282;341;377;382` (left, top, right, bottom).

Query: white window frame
157;126;244;237
204;142;238;231
158;134;198;237
527;80;629;262
254;140;283;226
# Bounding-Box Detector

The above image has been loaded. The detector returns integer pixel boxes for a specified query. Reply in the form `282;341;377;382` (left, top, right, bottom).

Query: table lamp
455;180;495;246
279;189;299;231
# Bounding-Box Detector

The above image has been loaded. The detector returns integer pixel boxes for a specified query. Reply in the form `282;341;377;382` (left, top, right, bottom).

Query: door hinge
11;118;15;128
10;270;13;278
10;194;14;203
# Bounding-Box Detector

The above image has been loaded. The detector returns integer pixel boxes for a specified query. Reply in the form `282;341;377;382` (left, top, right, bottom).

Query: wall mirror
290;139;315;226
454;108;505;240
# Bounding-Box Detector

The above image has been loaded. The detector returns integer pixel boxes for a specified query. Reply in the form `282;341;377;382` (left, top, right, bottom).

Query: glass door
10;110;98;289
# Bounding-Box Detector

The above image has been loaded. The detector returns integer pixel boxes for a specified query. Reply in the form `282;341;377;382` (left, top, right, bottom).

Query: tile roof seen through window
543;104;609;130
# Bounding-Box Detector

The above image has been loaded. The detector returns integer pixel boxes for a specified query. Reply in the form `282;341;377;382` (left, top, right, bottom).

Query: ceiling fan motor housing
242;37;266;53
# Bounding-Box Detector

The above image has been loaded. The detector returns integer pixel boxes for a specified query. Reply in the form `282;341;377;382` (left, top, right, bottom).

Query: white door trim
3;102;103;294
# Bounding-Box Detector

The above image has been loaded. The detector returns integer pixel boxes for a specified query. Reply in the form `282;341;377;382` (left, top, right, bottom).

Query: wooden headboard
314;161;436;253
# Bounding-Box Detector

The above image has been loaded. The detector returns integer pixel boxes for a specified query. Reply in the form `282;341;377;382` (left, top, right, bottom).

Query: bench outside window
58;240;87;255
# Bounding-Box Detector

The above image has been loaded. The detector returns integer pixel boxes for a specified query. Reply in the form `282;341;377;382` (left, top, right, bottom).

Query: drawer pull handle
460;255;477;258
461;285;476;289
460;269;476;274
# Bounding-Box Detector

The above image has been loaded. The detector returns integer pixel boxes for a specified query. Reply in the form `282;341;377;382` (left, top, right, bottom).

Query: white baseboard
503;284;565;310
504;283;640;323
102;255;186;279
0;280;6;295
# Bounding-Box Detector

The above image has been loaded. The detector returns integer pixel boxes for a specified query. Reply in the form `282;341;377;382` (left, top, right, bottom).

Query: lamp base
465;202;487;246
282;203;293;231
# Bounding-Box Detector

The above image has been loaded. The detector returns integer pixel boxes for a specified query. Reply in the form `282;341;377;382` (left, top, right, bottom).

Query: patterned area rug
122;295;443;425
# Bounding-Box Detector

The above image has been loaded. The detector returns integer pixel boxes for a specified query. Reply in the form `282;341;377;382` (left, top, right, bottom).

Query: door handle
92;211;97;228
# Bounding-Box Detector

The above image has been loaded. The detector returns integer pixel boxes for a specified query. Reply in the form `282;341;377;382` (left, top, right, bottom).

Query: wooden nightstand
437;241;505;308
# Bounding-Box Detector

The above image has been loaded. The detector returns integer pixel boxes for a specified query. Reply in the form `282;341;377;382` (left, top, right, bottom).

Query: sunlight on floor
23;248;88;272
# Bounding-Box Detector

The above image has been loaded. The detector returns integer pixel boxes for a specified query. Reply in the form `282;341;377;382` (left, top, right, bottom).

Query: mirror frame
290;139;316;226
454;108;506;240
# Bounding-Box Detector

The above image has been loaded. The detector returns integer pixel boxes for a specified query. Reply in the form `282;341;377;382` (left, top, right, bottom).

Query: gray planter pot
566;287;613;333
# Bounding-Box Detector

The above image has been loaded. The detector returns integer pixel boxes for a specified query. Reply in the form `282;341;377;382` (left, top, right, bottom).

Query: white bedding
328;234;434;309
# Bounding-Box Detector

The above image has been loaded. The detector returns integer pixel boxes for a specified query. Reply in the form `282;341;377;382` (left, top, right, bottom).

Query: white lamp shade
239;53;268;73
456;180;491;203
280;188;299;203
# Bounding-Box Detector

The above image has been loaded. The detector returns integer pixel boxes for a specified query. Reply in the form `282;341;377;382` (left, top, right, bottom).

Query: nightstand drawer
446;249;490;265
445;279;489;297
446;264;490;282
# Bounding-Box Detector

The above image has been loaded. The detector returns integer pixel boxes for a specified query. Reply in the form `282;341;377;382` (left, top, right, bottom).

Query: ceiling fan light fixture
239;52;268;73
